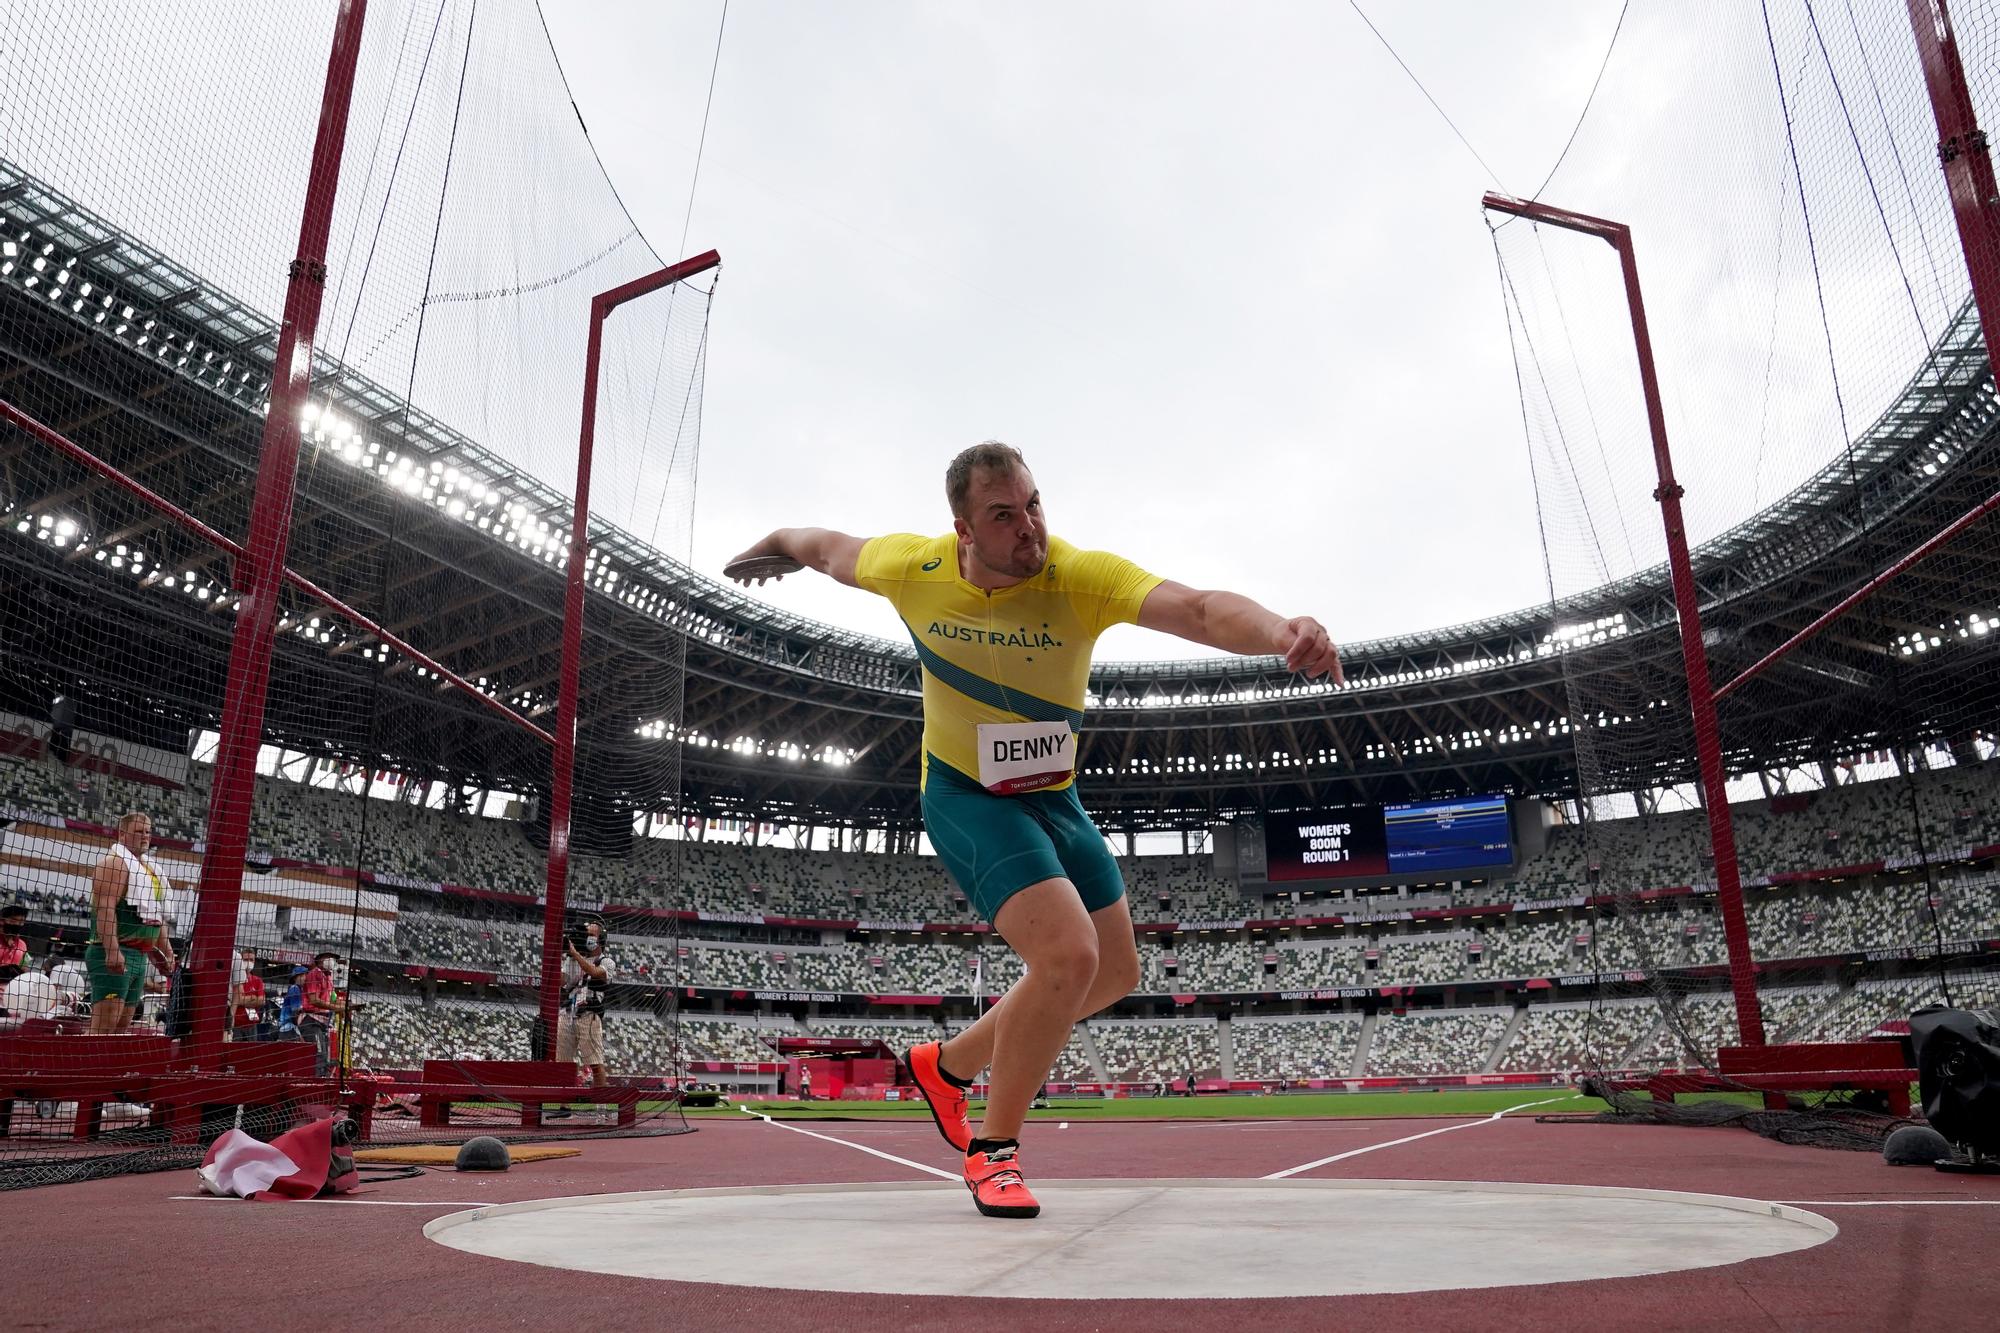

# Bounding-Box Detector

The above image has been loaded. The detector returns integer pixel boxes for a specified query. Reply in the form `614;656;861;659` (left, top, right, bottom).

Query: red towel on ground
199;1116;357;1200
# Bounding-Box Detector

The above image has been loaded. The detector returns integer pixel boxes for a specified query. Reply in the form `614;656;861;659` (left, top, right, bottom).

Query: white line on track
1776;1192;2000;1200
739;1105;958;1181
171;1196;496;1206
1155;1119;1497;1133
1261;1096;1578;1180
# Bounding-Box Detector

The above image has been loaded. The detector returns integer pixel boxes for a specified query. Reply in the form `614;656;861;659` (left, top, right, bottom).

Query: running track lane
20;1117;2000;1329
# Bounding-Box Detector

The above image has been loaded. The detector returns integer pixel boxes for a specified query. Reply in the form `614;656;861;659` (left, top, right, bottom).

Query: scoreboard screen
1383;794;1513;873
1262;794;1512;882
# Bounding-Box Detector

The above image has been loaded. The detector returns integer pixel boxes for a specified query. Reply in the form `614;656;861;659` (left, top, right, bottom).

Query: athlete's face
956;465;1047;582
119;816;152;855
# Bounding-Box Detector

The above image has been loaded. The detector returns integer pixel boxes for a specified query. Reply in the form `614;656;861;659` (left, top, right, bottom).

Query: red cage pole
1484;193;1767;1048
184;0;369;1066
541;251;720;1045
1908;0;2000;364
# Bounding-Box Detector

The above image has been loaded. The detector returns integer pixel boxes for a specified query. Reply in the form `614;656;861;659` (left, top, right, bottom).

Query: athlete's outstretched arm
726;528;868;588
1137;581;1344;684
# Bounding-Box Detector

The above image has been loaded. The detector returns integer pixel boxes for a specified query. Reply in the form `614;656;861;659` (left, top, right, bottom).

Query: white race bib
976;721;1076;795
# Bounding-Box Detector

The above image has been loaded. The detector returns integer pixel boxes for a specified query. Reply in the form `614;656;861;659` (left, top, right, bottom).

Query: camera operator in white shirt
556;919;614;1089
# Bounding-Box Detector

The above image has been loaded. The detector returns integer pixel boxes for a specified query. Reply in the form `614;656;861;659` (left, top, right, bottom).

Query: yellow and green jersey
855;533;1161;793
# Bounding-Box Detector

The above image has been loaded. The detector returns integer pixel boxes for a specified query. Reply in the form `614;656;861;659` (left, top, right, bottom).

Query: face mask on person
584;934;601;954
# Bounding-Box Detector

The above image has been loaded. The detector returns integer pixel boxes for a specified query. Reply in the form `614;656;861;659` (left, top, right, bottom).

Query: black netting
1488;0;2000;1148
0;0;713;1189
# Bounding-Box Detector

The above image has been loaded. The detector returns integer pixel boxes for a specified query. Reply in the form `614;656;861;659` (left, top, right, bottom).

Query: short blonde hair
945;440;1027;518
117;811;151;833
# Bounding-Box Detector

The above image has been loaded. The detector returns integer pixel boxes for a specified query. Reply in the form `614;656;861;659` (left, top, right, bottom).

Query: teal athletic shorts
85;943;149;1007
921;753;1126;923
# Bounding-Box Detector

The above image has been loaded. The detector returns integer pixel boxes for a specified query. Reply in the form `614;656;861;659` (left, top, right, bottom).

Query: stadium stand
1371;935;1469;987
1365;1009;1511;1078
1277;943;1367;987
6;747;2000;1084
1512;765;2000;899
1758;985;1842;1044
677;1014;798;1063
1146;936;1258;992
1229;1015;1364;1081
800;1017;943;1048
1493;1001;1660;1073
351;998;528;1067
1091;1017;1222;1082
8;751;1997;933
1123;857;1250;922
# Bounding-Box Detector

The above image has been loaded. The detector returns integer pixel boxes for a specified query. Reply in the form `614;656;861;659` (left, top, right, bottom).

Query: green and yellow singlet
855;533;1161;794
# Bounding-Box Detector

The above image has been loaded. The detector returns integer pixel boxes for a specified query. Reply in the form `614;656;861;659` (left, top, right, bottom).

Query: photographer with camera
556;918;615;1090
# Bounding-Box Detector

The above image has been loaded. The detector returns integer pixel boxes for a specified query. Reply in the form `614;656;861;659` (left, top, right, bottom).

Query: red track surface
21;1113;2000;1330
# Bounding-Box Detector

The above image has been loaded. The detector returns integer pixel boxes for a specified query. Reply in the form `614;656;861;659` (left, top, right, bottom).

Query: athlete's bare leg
968;879;1123;1142
940;894;1138;1082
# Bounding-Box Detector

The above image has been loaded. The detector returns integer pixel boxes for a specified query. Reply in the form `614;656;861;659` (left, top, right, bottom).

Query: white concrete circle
425;1178;1835;1299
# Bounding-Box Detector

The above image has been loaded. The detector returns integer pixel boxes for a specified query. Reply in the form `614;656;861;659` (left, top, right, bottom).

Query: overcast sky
539;1;1633;661
3;2;1951;667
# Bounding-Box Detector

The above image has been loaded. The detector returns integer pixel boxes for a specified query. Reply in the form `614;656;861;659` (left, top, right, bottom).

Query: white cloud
542;1;1629;657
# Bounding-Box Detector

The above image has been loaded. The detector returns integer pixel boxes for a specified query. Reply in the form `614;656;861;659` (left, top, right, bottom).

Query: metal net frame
0;0;718;1188
1484;0;2000;1149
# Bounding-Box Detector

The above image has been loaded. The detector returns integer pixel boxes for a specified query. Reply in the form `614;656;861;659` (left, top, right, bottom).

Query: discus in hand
723;554;804;585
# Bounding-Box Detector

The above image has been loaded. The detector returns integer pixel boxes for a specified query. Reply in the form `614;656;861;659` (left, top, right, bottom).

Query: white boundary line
171;1195;498;1206
738;1104;957;1181
1792;1192;2000;1200
1261;1096;1577;1180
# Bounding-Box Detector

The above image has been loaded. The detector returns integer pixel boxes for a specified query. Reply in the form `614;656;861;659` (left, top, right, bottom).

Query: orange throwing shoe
907;1040;973;1152
964;1142;1040;1218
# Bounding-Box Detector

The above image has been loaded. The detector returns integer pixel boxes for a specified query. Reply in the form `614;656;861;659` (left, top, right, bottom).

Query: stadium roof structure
3;157;1997;837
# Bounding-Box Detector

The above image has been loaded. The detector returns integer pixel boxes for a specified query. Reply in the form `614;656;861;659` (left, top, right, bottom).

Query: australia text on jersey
927;621;1064;650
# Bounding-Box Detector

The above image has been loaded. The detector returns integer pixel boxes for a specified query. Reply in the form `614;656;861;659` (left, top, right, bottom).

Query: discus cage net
0;0;718;1188
1488;0;2000;1147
